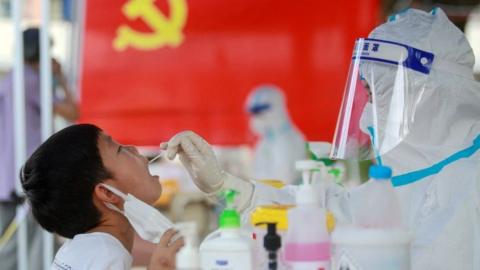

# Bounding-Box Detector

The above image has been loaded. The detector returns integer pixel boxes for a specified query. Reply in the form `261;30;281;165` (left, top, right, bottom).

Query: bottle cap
255;223;281;252
219;209;240;228
264;223;281;252
369;165;392;180
219;189;241;229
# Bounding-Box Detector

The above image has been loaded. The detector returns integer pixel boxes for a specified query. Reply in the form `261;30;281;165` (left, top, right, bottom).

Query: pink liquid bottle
284;160;330;270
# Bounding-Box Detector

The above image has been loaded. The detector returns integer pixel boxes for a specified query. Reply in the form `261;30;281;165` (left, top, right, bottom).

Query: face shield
331;38;434;160
246;86;290;136
247;103;271;116
246;100;273;136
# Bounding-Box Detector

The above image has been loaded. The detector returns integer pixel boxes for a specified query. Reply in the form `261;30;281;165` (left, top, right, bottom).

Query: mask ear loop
100;184;128;214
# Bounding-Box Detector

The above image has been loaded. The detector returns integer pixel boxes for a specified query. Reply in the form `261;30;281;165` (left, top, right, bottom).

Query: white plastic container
284;160;331;270
176;222;201;270
331;227;410;270
200;229;253;270
199;190;253;270
331;165;411;270
349;165;402;228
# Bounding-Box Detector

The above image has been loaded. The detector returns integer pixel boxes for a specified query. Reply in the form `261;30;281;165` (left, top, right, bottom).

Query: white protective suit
364;9;480;269
162;8;480;270
245;85;306;184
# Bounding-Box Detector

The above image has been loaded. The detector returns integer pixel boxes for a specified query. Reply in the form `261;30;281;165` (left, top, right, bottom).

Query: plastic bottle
331;165;411;270
284;160;330;270
307;142;349;231
199;190;253;270
349;165;402;228
251;204;291;269
253;221;289;270
175;222;200;270
312;161;338;232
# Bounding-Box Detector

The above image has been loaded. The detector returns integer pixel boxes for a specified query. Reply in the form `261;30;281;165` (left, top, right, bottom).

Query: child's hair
21;124;112;238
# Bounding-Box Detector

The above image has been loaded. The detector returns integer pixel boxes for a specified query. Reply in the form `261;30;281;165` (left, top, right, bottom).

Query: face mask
359;102;373;135
101;184;175;244
359;102;386;165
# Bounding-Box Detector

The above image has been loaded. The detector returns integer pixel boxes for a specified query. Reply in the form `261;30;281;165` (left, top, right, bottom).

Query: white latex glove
160;131;254;211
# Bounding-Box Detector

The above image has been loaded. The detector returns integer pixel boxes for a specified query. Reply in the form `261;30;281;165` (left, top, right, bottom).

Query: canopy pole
11;0;28;269
40;0;54;268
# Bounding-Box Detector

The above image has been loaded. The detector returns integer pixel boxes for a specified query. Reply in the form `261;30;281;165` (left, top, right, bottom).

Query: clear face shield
330;38;434;161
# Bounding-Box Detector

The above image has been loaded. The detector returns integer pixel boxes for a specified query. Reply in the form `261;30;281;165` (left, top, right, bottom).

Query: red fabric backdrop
80;0;379;146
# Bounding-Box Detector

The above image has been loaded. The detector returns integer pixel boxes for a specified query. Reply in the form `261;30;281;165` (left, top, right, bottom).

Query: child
21;124;183;269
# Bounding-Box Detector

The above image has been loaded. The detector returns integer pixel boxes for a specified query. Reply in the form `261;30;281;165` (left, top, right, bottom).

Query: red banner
80;0;379;145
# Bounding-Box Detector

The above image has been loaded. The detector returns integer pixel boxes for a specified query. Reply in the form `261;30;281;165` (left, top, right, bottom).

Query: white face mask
359;102;387;164
101;184;175;244
250;115;272;137
359;102;374;136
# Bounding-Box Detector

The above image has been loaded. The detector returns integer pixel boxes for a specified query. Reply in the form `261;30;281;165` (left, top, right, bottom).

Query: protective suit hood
245;85;306;184
330;8;480;269
368;8;479;150
246;85;292;137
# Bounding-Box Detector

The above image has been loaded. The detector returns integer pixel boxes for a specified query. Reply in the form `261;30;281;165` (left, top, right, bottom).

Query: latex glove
160;131;254;211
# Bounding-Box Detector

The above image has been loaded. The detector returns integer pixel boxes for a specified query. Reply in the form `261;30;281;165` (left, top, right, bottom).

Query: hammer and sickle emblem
113;0;188;51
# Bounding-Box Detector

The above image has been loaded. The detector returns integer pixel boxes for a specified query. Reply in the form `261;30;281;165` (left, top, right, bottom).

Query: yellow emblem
113;0;188;51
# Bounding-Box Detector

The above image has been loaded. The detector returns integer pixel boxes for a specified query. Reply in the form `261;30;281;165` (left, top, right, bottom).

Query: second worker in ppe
246;85;307;185
161;8;480;270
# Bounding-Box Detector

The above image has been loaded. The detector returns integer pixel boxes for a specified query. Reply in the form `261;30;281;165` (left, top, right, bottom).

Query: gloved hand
160;131;254;211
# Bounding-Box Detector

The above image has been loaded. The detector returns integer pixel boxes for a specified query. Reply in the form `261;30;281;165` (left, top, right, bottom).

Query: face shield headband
330;38;434;161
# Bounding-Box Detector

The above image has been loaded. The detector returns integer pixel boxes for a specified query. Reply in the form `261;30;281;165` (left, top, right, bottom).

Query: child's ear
93;183;122;204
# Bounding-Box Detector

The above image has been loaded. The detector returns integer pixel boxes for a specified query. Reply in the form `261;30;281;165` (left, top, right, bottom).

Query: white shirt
51;232;133;270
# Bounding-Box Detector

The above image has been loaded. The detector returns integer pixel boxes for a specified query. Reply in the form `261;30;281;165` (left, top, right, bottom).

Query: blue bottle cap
369;165;392;180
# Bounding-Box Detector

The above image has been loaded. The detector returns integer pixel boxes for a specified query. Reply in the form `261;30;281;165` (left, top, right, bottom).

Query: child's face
97;132;162;204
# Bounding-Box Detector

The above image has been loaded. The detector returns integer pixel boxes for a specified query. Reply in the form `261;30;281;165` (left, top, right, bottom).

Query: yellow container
251;204;292;231
258;179;286;189
256;179;336;232
154;179;179;207
326;211;336;233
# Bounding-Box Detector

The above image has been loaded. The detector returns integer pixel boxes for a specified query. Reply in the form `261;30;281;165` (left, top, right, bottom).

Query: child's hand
148;229;185;270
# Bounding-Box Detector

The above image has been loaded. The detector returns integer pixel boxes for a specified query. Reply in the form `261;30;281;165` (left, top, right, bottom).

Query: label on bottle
201;251;252;270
